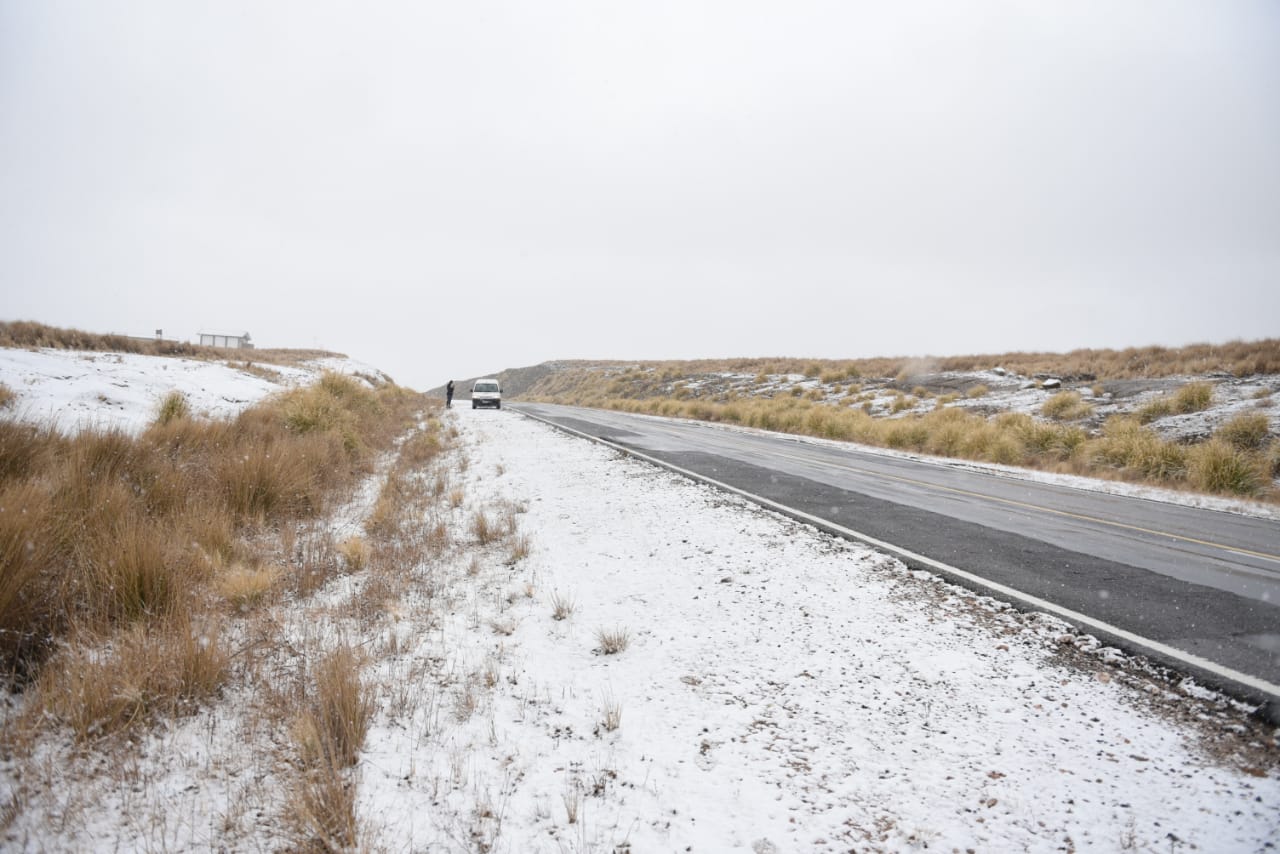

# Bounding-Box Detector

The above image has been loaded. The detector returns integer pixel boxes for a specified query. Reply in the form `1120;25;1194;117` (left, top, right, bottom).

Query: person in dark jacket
446;380;455;408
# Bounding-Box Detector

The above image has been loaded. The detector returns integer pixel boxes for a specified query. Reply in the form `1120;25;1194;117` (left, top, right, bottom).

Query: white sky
2;1;1278;391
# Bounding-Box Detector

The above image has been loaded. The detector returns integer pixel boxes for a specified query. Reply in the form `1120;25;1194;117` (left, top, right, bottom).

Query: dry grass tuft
1139;382;1216;424
286;764;359;852
0;370;424;703
596;626;630;655
1216;413;1271;452
215;562;281;610
470;509;498;545
295;644;372;770
35;616;230;741
1041;391;1094;421
336;536;371;572
550;591;576;621
0;382;16;410
154;390;191;426
505;533;532;565
1174;381;1215;413
599;693;623;733
1187;440;1266;496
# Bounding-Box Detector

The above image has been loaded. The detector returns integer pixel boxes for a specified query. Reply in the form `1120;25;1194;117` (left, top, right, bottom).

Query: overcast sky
2;1;1277;390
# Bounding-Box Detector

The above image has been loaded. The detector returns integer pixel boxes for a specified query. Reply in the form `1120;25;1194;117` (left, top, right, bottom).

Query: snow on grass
2;351;1276;851
356;409;1280;852
0;347;380;435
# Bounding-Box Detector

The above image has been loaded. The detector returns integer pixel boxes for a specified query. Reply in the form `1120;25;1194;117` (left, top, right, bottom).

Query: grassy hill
498;341;1280;501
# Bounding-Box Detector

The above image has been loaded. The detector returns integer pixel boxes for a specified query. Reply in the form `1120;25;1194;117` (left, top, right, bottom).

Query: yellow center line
769;449;1280;565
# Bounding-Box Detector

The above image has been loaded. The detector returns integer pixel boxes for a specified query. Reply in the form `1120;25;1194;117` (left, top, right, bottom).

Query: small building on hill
199;330;253;349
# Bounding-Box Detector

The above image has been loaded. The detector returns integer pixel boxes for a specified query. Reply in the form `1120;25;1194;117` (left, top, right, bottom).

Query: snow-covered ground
2;348;1278;851
0;347;388;434
354;408;1276;852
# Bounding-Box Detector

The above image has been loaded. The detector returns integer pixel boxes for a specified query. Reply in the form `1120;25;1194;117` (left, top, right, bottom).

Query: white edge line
514;406;1280;709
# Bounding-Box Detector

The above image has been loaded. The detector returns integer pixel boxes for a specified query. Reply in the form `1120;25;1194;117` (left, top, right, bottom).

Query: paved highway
511;402;1280;708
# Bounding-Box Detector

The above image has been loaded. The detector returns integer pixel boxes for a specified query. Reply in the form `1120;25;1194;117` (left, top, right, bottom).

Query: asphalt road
510;402;1280;707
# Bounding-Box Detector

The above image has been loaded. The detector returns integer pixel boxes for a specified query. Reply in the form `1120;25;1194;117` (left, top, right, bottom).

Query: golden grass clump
154;390;190;426
1187;440;1266;496
1174;381;1214;413
1091;418;1188;482
295;644;372;769
1041;391;1094;421
1215;413;1271;452
336;536;370;572
287;644;370;850
523;355;1276;501
0;373;423;681
35;617;229;741
550;591;576;621
596;626;631;655
0;481;62;671
0;382;15;409
215;562;281;610
470;509;498;545
1139;381;1215;424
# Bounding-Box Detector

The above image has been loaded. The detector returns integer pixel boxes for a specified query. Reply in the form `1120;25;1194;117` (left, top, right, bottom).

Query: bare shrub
596;627;630;655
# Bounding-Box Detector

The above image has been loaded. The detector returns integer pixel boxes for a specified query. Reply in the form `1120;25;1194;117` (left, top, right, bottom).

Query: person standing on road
446;380;455;408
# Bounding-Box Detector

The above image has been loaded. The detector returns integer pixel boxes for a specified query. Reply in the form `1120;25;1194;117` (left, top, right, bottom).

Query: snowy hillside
1;346;1277;851
0;347;390;434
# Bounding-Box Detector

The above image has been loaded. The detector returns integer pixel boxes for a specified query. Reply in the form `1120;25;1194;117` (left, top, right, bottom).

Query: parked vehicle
471;378;502;409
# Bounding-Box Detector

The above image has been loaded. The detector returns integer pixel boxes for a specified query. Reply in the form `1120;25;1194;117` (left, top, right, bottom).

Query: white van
471;378;502;410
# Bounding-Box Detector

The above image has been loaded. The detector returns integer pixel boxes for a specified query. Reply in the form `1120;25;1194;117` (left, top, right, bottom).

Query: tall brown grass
519;340;1280;399
287;644;371;849
0;319;347;368
0;373;425;696
526;390;1276;500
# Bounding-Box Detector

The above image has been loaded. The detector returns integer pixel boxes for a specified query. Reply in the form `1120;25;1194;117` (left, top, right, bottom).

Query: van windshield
474;382;499;393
